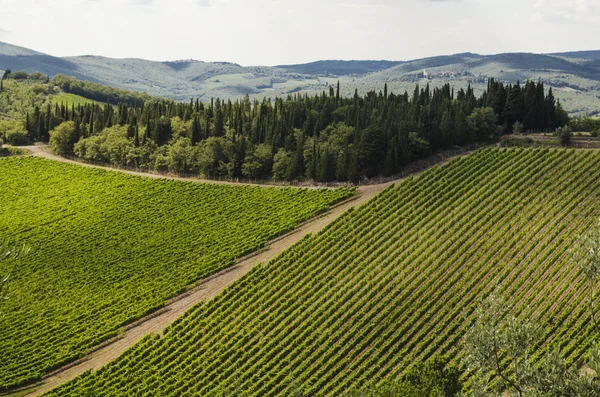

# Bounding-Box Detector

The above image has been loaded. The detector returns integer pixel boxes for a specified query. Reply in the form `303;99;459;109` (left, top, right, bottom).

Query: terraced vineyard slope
44;148;600;397
0;156;352;391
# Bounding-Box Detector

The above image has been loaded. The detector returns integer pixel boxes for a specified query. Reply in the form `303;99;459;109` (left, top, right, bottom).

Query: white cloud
0;0;598;65
531;0;599;23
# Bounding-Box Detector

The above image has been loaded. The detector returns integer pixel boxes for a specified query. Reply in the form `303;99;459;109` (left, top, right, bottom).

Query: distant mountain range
1;41;599;115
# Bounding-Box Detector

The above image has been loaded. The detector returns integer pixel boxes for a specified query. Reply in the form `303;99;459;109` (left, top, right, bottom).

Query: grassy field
43;148;600;396
48;93;96;107
0;156;352;391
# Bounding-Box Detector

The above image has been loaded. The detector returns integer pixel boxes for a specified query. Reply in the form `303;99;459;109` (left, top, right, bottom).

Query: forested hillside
42;148;600;396
27;76;567;182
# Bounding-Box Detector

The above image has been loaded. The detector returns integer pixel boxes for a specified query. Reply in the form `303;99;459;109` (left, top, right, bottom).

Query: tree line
36;78;568;182
51;74;151;107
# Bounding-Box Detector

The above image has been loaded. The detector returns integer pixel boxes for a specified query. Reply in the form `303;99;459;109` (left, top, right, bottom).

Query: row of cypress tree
26;79;568;181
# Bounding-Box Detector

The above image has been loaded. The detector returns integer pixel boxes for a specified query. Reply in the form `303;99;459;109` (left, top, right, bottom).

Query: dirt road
16;145;337;189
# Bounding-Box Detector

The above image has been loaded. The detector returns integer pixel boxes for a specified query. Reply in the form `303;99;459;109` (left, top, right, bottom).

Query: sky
0;0;599;66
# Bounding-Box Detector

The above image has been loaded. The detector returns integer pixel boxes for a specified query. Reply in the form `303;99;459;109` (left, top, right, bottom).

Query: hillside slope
43;148;600;397
1;41;600;114
0;156;351;391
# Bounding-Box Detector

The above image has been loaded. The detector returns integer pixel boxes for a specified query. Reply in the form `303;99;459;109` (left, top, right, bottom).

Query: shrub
5;129;29;146
513;121;524;134
555;125;573;147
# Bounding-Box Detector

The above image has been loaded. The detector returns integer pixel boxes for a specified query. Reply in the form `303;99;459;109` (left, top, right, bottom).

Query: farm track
16;145;328;189
13;145;426;397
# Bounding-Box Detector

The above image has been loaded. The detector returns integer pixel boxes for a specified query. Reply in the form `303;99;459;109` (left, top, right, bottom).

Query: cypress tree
25;113;31;136
134;125;140;147
191;116;201;145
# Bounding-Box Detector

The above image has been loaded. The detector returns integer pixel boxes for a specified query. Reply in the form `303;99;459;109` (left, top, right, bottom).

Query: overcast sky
0;0;598;66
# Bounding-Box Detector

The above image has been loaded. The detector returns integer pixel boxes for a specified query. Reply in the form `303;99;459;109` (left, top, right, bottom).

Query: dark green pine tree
504;82;524;128
153;116;172;145
523;81;538;130
545;88;557;130
118;104;128;125
89;114;95;135
191;116;201;145
134;125;140;147
70;118;81;151
142;124;148;145
214;100;224;137
535;82;546;130
25;113;31;137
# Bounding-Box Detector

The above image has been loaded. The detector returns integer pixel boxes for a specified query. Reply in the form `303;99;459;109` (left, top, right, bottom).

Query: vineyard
42;148;600;397
0;156;352;391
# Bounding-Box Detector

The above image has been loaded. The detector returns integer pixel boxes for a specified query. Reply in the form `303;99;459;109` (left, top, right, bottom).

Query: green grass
48;93;96;107
43;148;600;397
0;156;353;391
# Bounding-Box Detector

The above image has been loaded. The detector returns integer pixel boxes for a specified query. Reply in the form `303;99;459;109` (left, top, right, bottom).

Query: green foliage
467;107;499;142
555;126;572;147
461;295;600;397
242;143;272;179
345;358;462;397
166;137;193;173
0;156;352;390
0;146;27;157
572;223;600;333
44;149;600;397
462;294;542;395
272;148;292;181
0;119;29;145
49;93;95;107
0;242;29;306
49;121;78;155
0;79;51;121
51;74;150;107
570;117;600;133
3;129;29;146
4;74;565;183
74;125;132;164
513;121;524;134
6;71;31;80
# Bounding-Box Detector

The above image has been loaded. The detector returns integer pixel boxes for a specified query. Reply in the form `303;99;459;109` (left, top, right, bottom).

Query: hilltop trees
36;78;567;182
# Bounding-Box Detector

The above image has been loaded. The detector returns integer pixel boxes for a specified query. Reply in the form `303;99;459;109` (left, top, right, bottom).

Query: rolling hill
1;41;600;115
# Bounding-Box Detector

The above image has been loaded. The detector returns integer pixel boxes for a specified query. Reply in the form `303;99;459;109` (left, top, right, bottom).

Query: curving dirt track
16;145;331;189
11;146;394;397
